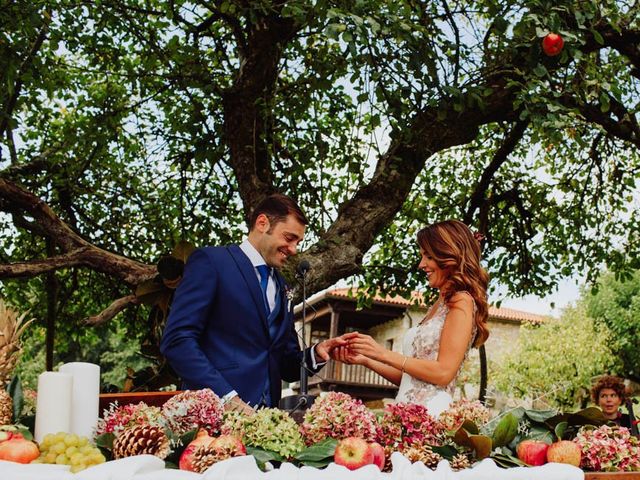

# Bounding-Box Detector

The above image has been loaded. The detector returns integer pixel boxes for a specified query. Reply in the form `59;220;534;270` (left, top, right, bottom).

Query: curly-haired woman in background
592;375;634;430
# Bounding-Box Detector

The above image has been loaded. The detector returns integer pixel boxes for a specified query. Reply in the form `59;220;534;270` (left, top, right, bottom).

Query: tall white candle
59;362;101;439
34;371;73;443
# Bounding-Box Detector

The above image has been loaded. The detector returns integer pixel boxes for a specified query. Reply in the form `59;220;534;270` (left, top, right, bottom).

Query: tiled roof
325;288;547;324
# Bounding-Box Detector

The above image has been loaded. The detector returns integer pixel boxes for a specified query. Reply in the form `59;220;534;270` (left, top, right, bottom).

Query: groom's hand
224;395;255;415
314;335;349;362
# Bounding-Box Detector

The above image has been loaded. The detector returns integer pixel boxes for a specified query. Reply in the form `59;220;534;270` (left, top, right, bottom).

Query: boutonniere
284;285;295;311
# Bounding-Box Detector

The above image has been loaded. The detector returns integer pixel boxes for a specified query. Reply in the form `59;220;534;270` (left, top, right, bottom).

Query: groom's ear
254;213;271;234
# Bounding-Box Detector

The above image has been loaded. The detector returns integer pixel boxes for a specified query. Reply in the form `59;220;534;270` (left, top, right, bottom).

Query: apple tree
1;0;639;388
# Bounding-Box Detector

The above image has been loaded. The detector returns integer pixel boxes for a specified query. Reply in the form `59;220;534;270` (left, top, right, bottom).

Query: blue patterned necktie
256;265;271;313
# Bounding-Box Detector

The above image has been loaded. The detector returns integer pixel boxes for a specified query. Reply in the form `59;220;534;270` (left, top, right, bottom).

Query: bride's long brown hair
417;220;489;347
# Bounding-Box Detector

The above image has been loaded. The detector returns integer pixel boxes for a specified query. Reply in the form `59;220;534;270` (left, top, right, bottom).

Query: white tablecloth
0;453;584;480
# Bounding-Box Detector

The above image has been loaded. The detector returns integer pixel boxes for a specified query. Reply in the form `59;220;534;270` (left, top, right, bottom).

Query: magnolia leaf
95;432;115;450
460;419;479;435
135;278;165;305
469;434;492;459
431;444;459;460
8;375;23;424
247;447;283;471
555;421;568;440
294;438;337;462
172;240;196;263
490;452;527;468
524;409;557;423
492;413;518;448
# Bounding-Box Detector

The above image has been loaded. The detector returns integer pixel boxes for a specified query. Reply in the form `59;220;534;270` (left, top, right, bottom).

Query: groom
160;194;344;413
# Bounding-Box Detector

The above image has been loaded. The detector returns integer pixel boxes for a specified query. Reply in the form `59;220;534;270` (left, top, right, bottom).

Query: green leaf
431;444;459;460
591;29;604;45
533;65;548;78
492;413;518;448
294;438;337;462
469;434;492;459
8;375;24;424
555;421;568;440
95;432;115;450
246;447;283;470
524;409;557;423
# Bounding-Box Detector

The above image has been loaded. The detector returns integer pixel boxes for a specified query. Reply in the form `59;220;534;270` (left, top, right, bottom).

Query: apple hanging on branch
542;32;564;56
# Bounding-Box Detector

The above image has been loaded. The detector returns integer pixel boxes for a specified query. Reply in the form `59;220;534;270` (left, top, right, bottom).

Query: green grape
64;434;79;447
55;453;69;465
44;452;57;463
51;442;66;454
70;464;87;473
65;445;78;456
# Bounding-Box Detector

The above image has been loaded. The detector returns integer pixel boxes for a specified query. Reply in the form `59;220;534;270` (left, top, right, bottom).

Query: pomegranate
179;429;214;471
0;432;40;464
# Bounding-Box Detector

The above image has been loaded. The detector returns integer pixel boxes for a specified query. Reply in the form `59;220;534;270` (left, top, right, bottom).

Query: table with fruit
1;389;638;478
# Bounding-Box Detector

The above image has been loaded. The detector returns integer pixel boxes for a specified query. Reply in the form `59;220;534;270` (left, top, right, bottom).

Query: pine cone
112;425;170;460
450;453;471;471
0;388;12;425
402;444;442;469
191;445;233;473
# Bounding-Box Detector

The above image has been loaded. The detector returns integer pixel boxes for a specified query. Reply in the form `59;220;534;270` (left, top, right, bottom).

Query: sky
492;275;583;317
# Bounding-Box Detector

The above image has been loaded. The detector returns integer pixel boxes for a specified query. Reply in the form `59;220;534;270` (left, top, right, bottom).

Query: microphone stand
279;263;316;421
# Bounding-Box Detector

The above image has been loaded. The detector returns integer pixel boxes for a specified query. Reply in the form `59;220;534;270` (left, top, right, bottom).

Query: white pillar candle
59;362;101;439
34;371;73;443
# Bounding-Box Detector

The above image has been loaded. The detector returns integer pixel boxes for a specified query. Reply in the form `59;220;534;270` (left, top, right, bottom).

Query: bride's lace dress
395;295;476;415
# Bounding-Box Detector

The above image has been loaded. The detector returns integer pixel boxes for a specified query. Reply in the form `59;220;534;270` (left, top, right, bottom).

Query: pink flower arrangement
574;424;640;472
299;392;378;445
161;389;224;436
95;401;164;436
438;398;491;431
376;402;445;451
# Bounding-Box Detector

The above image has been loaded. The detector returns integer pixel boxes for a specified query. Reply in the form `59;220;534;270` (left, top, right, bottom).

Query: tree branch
84;294;138;326
464;120;529;224
0;178;155;284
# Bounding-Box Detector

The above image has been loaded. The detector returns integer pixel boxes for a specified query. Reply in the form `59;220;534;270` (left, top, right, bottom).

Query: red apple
516;439;549;466
542;33;564;56
369;442;385;470
209;434;246;457
546;440;581;467
334;437;374;470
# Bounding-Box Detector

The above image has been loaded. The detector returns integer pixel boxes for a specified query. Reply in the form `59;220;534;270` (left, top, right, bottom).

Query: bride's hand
330;346;368;366
346;333;386;362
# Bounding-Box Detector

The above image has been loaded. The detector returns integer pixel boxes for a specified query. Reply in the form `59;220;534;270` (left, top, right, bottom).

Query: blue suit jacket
160;245;309;406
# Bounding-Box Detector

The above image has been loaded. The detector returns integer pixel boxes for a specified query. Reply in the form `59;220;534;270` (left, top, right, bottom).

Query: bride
332;220;489;416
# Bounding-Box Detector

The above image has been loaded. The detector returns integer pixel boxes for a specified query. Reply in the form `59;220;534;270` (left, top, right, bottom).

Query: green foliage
1;0;640;385
15;322;153;391
491;305;621;408
583;271;640;382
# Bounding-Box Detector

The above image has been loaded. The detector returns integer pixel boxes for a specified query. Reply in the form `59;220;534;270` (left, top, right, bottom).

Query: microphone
296;260;310;278
279;258;316;418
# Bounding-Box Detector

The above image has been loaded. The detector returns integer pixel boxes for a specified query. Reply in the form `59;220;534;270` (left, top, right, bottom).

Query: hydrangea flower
438;399;491;431
161;389;224;436
95;401;164;437
575;424;640;472
299;392;378;445
224;408;304;458
376;402;444;451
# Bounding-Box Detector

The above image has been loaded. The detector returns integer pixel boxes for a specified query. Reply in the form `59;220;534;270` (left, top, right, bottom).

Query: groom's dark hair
249;193;308;231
